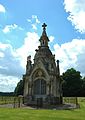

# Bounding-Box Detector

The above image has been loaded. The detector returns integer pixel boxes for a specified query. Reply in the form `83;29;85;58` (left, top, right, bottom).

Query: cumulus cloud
0;75;19;92
32;24;37;30
53;39;85;75
27;15;40;30
64;0;85;33
3;24;17;33
27;19;31;23
0;31;40;92
0;15;40;92
2;24;23;33
49;36;55;43
0;43;9;50
0;42;24;77
0;52;4;58
0;32;85;92
0;14;85;92
16;32;39;67
2;24;18;33
0;4;6;13
0;42;24;92
32;15;40;24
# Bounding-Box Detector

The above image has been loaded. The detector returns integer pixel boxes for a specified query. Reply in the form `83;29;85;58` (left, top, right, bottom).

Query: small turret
26;55;32;74
56;60;60;76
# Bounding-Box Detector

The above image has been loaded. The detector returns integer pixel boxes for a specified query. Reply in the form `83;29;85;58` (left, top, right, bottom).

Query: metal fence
63;97;78;105
0;96;79;108
0;96;23;108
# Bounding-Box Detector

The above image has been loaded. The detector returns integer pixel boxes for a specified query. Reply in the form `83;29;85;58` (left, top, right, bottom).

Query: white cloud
32;15;40;24
0;14;85;92
32;24;37;30
3;26;10;33
0;42;24;92
49;36;55;42
0;74;19;92
27;15;40;30
2;24;18;33
53;39;85;75
0;42;9;50
0;52;4;58
64;0;85;33
0;4;6;13
16;32;39;68
27;19;31;23
0;30;40;92
0;43;24;76
0;32;85;92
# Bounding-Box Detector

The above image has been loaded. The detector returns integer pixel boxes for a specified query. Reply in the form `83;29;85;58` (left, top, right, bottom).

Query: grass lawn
0;98;85;120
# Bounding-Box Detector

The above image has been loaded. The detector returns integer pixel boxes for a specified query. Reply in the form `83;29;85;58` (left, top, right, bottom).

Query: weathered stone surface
23;23;63;106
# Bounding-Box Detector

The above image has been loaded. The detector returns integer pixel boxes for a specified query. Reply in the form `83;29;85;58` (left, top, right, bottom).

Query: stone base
23;95;62;107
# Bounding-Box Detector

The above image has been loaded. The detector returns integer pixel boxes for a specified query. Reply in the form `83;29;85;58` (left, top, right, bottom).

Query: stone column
29;81;32;96
46;82;50;95
24;78;28;97
49;80;51;95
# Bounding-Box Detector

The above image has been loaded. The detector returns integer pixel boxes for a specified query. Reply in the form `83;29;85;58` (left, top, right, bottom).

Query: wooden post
13;97;16;108
18;97;20;108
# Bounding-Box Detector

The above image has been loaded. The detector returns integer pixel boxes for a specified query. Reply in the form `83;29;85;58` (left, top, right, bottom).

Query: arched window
34;79;46;95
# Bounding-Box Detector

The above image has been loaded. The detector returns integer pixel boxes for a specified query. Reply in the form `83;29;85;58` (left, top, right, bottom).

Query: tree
81;77;85;96
14;80;24;96
62;68;82;97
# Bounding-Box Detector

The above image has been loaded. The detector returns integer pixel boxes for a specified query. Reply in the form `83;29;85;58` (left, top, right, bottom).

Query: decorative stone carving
23;23;62;106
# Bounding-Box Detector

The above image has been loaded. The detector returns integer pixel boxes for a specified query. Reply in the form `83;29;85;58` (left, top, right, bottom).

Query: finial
42;23;47;31
27;55;31;61
57;60;59;63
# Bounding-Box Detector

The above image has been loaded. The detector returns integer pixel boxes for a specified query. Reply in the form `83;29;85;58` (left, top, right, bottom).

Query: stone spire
56;60;60;77
39;23;49;47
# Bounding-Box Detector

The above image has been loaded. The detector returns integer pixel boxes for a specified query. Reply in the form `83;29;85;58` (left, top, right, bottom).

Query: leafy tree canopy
62;68;82;96
14;80;24;96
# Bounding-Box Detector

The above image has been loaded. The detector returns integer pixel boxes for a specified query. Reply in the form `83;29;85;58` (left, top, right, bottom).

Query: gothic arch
31;68;46;81
33;79;46;95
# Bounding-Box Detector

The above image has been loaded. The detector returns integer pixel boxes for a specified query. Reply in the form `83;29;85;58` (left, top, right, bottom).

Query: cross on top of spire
39;23;49;47
42;23;47;30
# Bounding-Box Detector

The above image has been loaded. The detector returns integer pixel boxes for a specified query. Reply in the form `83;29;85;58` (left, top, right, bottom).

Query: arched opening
34;79;46;95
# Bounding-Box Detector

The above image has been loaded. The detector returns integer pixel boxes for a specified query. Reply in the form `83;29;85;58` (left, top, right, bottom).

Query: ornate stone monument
23;23;62;106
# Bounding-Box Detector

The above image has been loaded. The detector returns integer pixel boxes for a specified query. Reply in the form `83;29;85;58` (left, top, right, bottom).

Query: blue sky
0;0;85;92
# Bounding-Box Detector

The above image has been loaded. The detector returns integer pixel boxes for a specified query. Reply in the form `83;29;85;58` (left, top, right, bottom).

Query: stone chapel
23;23;62;106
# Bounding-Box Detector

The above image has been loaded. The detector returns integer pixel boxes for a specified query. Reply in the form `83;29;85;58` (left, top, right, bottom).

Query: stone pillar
31;83;33;96
53;78;57;97
29;81;32;96
29;87;31;96
49;81;51;95
47;82;50;95
56;60;60;77
24;78;28;97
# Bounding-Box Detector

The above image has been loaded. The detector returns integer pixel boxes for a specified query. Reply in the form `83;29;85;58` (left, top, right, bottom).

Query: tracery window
34;79;46;95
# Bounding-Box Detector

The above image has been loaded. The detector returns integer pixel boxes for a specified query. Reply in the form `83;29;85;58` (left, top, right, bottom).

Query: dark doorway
34;79;46;95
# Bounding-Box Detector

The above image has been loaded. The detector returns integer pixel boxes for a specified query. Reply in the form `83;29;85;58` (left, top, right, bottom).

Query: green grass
0;98;85;120
0;107;84;120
